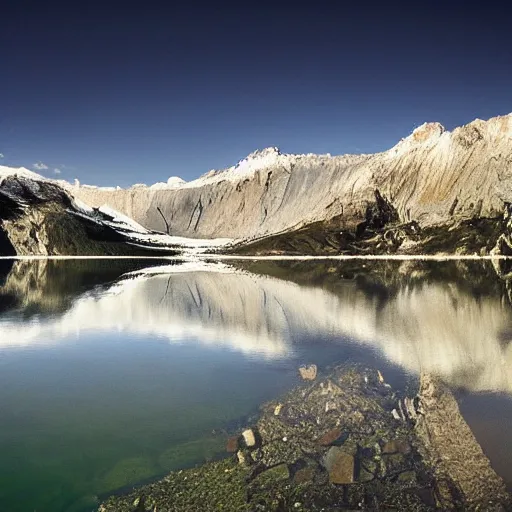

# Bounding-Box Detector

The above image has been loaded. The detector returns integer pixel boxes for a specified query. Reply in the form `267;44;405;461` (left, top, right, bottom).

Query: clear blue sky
2;1;512;186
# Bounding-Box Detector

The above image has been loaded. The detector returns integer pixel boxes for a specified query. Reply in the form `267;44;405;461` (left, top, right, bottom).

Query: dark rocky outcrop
415;374;511;510
229;209;505;256
0;175;179;256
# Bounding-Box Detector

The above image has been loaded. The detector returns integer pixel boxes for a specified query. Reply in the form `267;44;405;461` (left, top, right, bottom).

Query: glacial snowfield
70;114;512;240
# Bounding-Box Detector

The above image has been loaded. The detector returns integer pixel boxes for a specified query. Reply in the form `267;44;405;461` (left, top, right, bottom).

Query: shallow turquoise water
0;258;511;510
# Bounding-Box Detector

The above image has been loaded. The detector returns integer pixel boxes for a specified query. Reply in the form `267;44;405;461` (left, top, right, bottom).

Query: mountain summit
70;113;512;244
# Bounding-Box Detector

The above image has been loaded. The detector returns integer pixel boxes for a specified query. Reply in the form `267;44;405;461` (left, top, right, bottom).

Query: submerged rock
226;436;239;453
317;427;343;446
298;364;317;381
323;447;355;484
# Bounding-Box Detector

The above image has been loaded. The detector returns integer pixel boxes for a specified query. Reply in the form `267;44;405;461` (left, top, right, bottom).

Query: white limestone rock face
70;114;512;239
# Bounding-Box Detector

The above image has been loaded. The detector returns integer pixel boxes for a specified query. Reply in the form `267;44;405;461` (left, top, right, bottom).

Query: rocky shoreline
98;365;511;511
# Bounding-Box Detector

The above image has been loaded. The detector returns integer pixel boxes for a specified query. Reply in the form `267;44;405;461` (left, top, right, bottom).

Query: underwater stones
226;436;239;453
382;439;411;455
298;364;317;380
317;427;343;446
323;447;355;484
242;428;256;448
98;364;512;511
158;436;226;472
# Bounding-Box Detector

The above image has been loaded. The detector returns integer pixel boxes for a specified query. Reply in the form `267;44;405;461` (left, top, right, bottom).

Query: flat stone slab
323;447;354;484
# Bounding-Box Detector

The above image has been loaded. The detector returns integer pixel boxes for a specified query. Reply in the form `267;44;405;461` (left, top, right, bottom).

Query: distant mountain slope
0;167;220;256
71;114;512;244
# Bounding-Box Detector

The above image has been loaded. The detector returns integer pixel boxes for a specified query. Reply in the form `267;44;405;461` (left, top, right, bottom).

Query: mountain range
2;113;512;256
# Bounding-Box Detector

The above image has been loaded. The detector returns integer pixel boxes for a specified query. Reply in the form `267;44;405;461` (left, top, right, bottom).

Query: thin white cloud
0;153;4;158
53;168;62;175
33;162;49;170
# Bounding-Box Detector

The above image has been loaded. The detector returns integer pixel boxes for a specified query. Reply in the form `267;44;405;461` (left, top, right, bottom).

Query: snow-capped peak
167;176;186;186
242;146;281;161
0;165;47;185
234;146;282;170
149;176;186;190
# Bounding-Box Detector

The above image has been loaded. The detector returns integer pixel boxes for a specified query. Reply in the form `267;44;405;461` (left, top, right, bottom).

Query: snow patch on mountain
0;165;49;185
150;176;186;190
67;146;354;192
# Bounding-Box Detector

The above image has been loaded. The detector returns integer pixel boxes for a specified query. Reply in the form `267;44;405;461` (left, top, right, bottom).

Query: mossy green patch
99;456;158;493
100;458;250;512
158;436;227;472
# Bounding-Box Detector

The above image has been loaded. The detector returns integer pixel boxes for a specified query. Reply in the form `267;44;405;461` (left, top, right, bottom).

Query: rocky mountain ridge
70;114;512;246
0;167;189;256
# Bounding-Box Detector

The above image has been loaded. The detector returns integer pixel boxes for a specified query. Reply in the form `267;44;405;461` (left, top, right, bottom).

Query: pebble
237;450;248;466
242;429;256;447
317;428;343;446
382;439;411;455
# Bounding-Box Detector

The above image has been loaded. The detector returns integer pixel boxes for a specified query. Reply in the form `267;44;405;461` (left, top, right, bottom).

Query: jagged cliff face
71;114;512;240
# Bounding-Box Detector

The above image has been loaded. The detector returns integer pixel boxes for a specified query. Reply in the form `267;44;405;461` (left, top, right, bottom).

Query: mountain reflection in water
1;258;512;511
1;258;512;394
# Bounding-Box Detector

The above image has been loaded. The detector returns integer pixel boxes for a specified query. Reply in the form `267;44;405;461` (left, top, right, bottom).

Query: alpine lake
0;257;512;511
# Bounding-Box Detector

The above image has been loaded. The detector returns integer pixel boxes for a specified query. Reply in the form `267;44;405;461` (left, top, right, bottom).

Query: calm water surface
0;258;511;511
